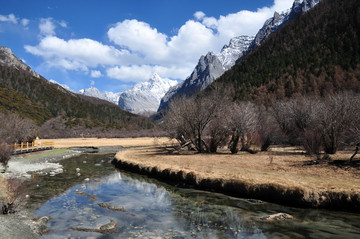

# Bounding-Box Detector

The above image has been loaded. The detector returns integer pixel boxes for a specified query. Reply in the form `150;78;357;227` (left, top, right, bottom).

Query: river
24;152;360;238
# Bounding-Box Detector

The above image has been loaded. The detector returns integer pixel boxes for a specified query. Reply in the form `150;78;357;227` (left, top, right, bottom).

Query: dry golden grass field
115;144;360;195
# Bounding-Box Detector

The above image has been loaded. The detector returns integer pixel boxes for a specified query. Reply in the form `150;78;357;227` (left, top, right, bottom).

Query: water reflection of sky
36;171;265;239
33;155;360;239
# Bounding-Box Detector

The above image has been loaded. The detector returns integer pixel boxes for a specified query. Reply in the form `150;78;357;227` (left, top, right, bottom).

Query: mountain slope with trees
163;0;360;156
0;50;153;136
215;0;360;103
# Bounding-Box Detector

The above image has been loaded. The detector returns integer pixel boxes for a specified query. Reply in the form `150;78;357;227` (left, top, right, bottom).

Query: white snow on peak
118;73;178;115
217;35;255;70
79;86;121;105
49;79;75;93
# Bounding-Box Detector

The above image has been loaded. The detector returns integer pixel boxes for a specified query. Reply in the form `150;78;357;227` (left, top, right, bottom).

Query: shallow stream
25;153;360;238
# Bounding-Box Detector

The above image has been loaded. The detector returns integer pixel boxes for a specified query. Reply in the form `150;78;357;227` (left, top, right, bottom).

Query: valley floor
1;137;359;237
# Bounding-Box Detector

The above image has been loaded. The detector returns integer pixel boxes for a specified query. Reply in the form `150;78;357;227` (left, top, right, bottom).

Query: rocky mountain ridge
158;0;321;112
0;46;40;79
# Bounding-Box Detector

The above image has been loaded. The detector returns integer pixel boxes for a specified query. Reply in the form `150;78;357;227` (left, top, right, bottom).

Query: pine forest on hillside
163;0;360;157
0;65;153;137
215;0;360;103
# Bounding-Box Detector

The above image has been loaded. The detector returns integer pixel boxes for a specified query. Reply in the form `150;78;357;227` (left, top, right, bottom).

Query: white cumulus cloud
90;70;102;78
25;36;133;72
25;0;295;84
194;11;206;21
0;14;18;24
21;18;30;27
108;19;169;61
39;18;56;36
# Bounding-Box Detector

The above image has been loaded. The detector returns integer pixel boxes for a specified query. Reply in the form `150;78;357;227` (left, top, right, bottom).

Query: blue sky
0;0;294;93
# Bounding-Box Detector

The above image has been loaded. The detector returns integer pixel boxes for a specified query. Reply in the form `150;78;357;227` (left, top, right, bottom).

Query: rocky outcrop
0;46;40;79
158;37;253;111
246;0;321;55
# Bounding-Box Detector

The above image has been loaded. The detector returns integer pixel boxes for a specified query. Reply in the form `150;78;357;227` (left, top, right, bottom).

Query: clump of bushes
0;141;10;168
1;177;27;214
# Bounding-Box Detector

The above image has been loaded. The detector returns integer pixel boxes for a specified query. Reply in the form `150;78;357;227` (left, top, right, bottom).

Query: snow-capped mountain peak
118;74;178;115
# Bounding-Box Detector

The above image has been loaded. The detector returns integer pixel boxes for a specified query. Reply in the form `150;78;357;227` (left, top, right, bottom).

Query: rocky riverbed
0;147;120;238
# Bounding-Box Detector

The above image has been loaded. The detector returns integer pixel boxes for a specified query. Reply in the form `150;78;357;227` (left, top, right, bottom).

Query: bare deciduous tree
0;113;37;144
256;105;279;151
163;88;228;153
228;102;258;154
273;96;323;155
0;113;37;168
320;92;357;154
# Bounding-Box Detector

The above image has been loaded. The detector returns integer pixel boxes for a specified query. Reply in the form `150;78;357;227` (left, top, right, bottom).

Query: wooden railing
8;141;54;154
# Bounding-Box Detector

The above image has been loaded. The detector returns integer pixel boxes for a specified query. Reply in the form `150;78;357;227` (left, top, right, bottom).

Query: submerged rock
75;190;97;201
71;219;117;234
98;202;126;212
260;213;293;222
30;216;51;235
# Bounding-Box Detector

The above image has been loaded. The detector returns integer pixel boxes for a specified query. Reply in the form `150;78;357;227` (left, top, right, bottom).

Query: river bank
113;144;360;212
0;148;84;239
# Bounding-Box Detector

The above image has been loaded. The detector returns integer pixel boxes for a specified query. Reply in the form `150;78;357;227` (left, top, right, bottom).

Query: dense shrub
0;141;10;167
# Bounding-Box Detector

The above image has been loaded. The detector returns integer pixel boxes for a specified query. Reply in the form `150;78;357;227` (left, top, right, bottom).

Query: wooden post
21;142;23;152
26;142;29;151
14;143;16;153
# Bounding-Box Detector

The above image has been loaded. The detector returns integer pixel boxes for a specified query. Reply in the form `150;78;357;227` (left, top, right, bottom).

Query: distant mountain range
77;74;177;115
158;0;321;112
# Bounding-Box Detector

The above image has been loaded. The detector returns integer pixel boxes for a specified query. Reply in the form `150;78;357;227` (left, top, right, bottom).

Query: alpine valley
42;0;322;115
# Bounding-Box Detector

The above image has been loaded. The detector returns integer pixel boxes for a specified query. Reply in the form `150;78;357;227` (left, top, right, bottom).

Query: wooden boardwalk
9;141;54;154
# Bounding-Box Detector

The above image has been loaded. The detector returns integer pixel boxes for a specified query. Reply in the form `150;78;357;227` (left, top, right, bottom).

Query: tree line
162;89;360;157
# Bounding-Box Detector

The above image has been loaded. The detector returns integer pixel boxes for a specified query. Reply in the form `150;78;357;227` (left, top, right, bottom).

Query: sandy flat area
36;137;175;149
